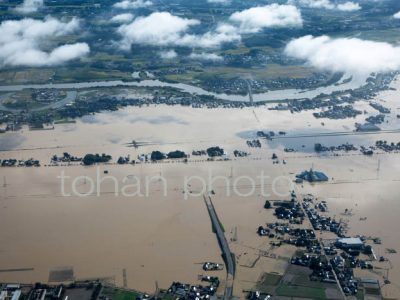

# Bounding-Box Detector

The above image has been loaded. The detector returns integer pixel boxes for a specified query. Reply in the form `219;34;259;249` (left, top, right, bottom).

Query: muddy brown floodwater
0;78;400;298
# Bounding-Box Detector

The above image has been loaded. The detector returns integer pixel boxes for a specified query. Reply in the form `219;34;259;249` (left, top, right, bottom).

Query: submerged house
355;123;381;132
296;169;329;183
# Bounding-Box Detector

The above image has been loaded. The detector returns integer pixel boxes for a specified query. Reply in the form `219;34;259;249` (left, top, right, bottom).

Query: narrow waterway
0;75;365;102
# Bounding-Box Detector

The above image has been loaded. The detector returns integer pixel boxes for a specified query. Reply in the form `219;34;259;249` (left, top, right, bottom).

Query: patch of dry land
1;78;400;299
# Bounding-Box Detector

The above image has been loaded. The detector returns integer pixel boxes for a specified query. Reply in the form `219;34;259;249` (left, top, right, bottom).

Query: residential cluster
253;188;387;298
1;158;40;167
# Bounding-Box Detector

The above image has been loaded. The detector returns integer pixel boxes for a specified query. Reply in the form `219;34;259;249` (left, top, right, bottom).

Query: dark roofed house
296;168;329;183
356;122;381;132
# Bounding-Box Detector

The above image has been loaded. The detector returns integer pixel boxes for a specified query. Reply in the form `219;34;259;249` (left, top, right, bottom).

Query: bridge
203;195;235;300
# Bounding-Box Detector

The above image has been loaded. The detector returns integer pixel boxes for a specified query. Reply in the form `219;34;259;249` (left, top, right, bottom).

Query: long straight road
276;162;346;300
203;195;235;300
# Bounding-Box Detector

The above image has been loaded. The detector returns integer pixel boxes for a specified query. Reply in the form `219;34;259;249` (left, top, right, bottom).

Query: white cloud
292;0;361;11
229;4;303;33
13;43;90;66
117;12;200;49
117;5;304;50
189;52;223;61
110;13;134;23
394;11;400;19
117;12;240;49
159;50;177;59
0;17;90;67
336;2;361;11
15;0;43;14
179;23;241;48
113;0;152;9
284;35;400;76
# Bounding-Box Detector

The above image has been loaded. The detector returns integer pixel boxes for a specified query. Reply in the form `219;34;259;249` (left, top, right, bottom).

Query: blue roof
296;169;328;182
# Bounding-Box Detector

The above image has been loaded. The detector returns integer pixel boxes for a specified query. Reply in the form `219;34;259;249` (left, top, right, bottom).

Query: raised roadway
203;195;235;300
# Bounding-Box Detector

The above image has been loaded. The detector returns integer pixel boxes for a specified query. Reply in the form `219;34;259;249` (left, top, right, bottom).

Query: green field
258;273;282;287
101;287;140;300
276;284;327;299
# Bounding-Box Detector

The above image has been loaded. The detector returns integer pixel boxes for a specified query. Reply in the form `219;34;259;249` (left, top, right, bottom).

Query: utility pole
154;281;159;299
232;226;238;242
377;159;381;179
122;269;127;288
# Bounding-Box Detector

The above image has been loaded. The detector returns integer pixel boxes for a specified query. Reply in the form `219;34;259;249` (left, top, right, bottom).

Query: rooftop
337;237;363;245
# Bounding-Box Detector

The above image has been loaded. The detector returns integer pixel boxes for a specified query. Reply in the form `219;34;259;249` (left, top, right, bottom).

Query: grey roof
338;237;363;245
